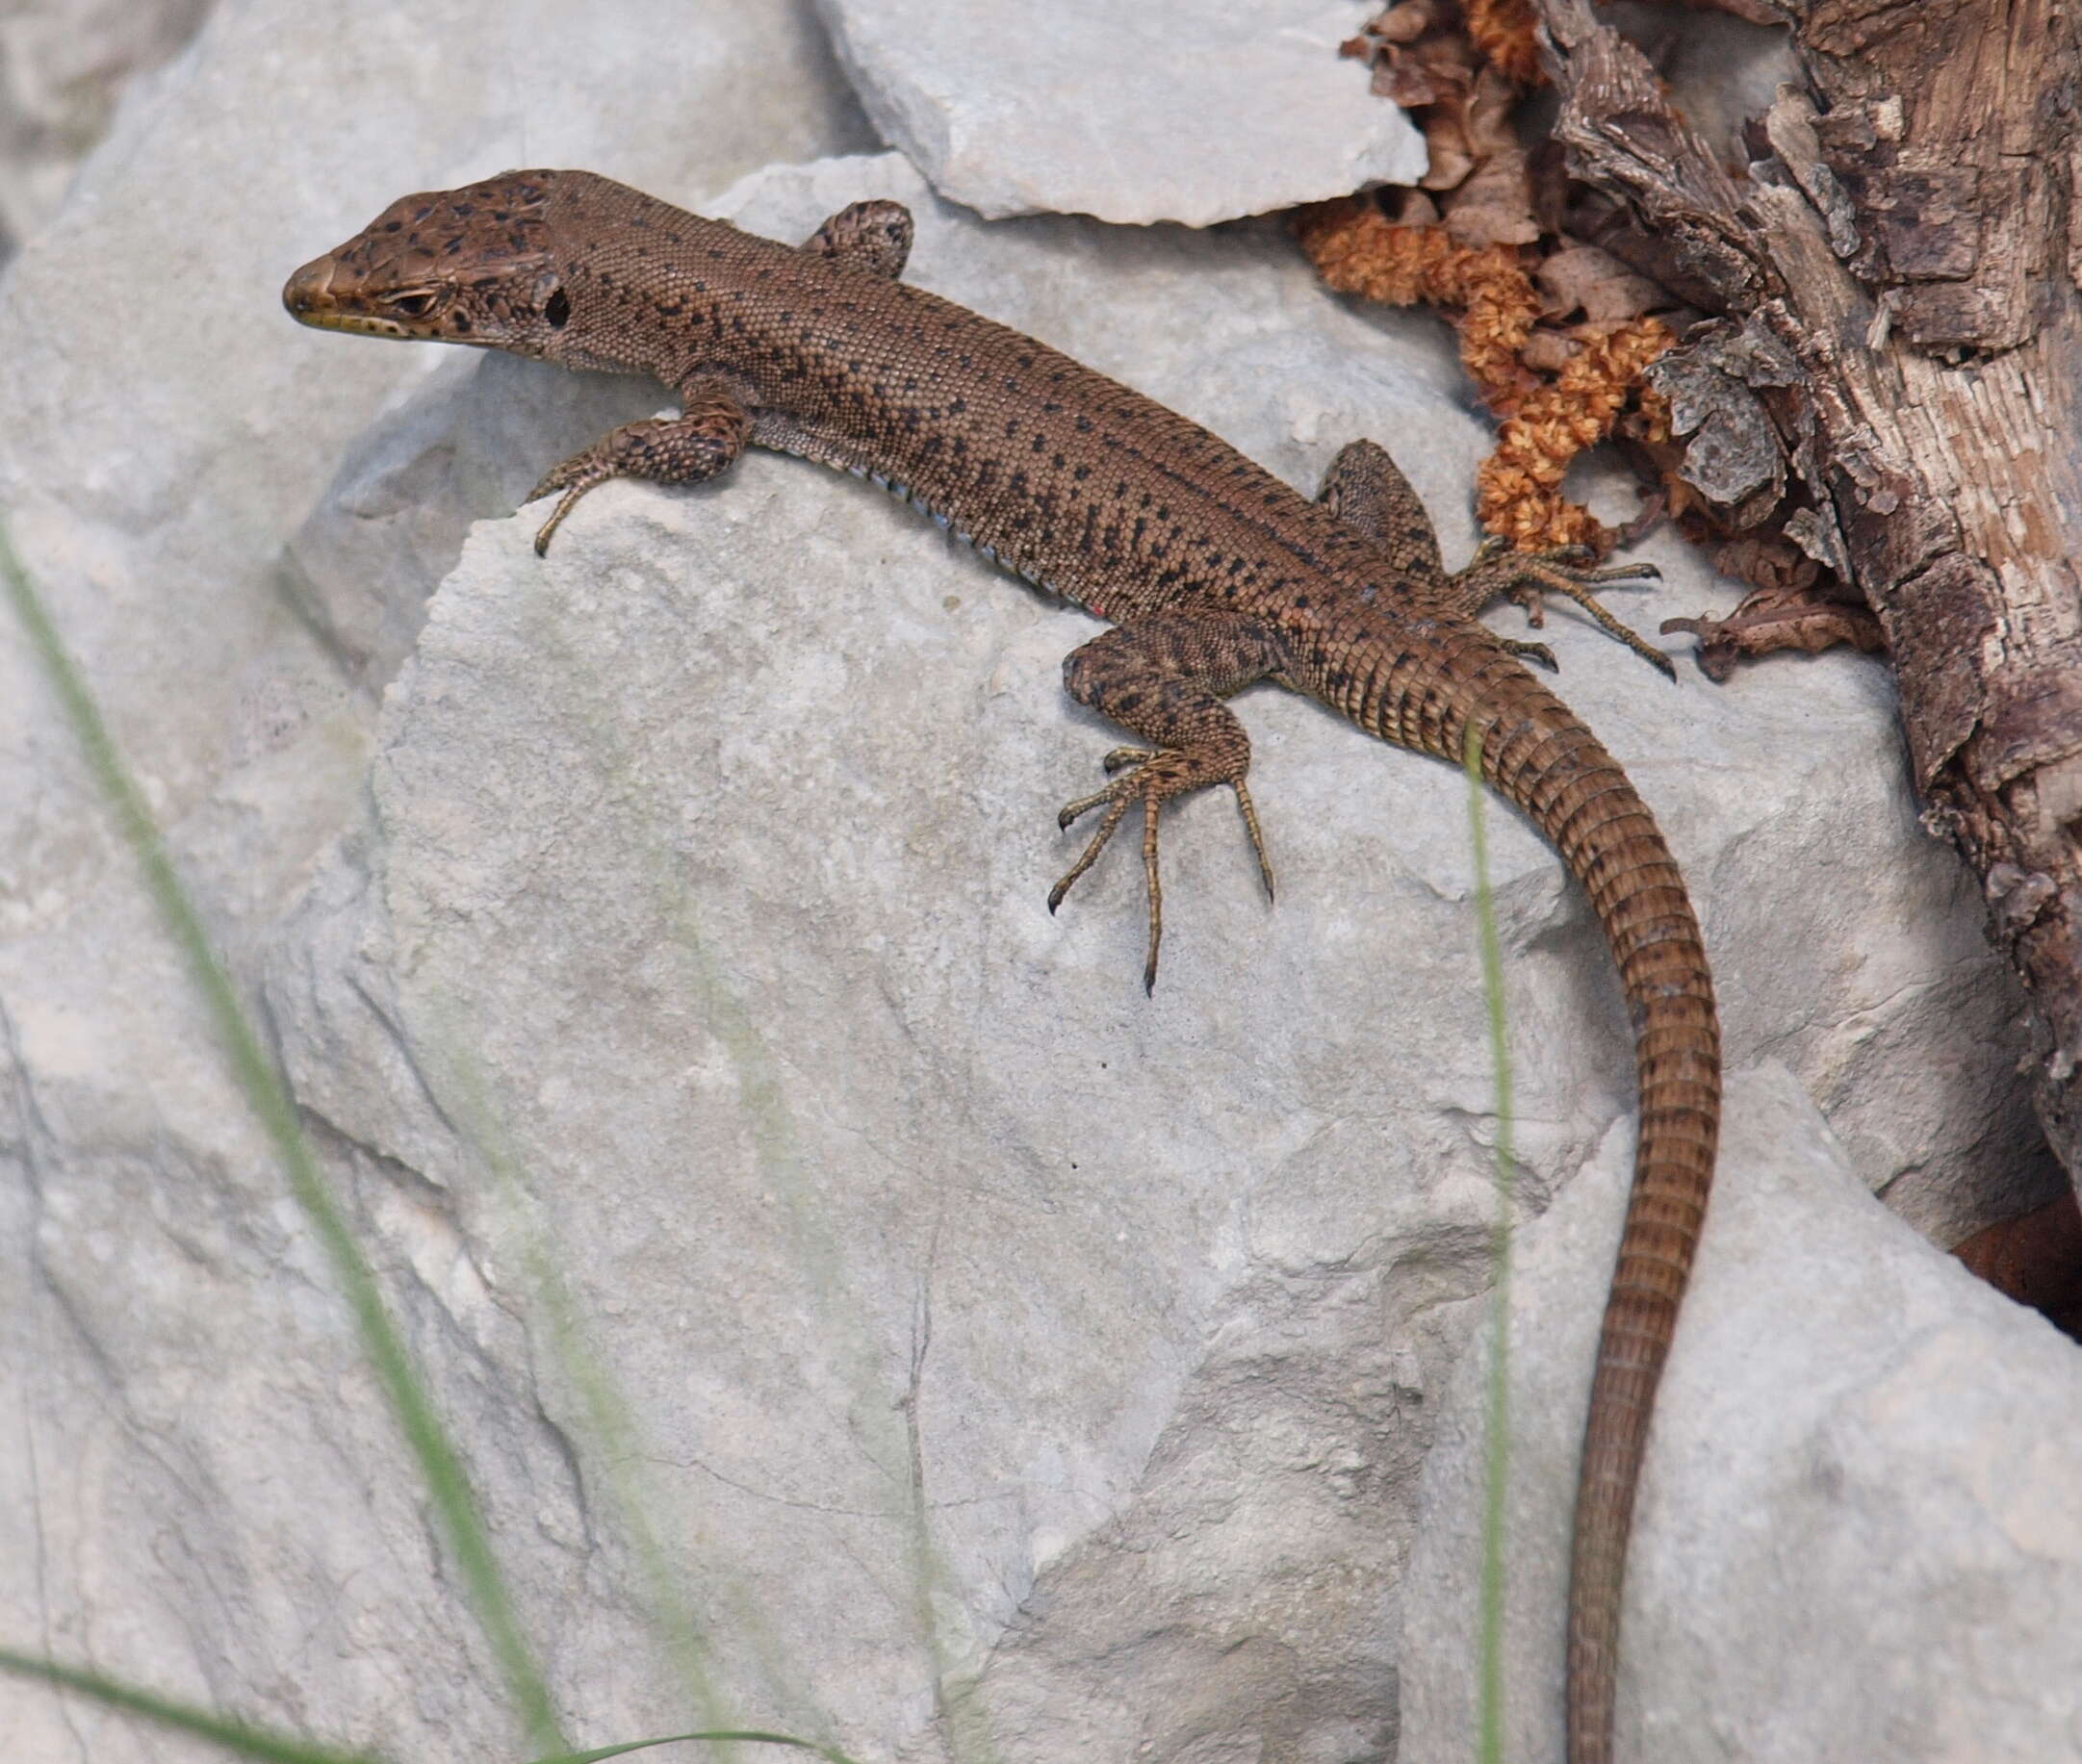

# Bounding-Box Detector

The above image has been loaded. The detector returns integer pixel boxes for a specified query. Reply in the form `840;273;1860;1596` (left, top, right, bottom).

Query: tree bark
1531;0;2082;1183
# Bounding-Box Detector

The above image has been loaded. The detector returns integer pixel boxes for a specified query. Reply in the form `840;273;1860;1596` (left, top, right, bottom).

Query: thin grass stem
1463;721;1516;1764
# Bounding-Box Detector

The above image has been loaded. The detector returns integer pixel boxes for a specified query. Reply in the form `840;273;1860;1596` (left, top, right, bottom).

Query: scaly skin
285;170;1720;1763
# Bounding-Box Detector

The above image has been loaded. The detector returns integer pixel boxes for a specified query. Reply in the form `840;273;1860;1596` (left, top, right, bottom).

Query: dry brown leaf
1659;585;1887;681
1377;28;1477;109
1536;243;1664;324
1954;1192;2082;1342
1343;3;1542;245
1465;0;1543;86
1433;65;1539;245
1709;532;1822;596
1520;329;1580;372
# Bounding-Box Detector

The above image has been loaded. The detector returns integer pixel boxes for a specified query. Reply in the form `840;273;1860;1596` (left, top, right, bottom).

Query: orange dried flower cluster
1464;0;1542;86
1475;317;1675;550
1294;197;1541;409
1298;197;1674;554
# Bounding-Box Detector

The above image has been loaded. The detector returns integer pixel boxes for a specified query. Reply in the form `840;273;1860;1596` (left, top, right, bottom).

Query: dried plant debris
1342;2;1540;247
1318;0;1889;672
1476;316;1675;550
1302;3;1683;560
1295;195;1542;407
1661;588;1887;683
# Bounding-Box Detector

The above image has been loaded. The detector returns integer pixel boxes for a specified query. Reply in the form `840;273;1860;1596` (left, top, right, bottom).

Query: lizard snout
282;256;342;324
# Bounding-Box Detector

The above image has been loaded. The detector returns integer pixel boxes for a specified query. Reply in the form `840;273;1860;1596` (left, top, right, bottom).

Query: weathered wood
1533;0;2082;1182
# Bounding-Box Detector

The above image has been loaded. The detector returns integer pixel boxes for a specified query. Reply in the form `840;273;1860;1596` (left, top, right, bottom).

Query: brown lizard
284;170;1720;1764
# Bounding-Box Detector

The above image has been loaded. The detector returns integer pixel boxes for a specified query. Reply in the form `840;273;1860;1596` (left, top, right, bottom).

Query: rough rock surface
810;0;1426;224
1;9;2069;1764
1402;1063;2082;1762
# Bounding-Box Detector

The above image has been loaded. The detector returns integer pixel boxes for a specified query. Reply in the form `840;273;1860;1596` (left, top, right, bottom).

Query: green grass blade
525;1731;862;1764
0;1648;391;1764
0;515;564;1752
1463;722;1516;1764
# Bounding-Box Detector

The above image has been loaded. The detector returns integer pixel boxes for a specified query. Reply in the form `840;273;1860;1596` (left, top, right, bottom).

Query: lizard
283;169;1720;1764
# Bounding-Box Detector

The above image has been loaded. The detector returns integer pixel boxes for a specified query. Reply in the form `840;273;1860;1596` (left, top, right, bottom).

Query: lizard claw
1047;753;1275;992
1451;539;1675;678
523;460;613;554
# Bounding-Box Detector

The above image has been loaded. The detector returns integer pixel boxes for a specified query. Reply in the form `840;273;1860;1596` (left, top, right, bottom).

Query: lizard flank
284;169;1721;1764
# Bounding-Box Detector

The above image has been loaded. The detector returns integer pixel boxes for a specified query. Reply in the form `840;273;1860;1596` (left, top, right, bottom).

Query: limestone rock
811;0;1427;224
266;153;2053;1758
1401;1063;2082;1762
0;0;215;261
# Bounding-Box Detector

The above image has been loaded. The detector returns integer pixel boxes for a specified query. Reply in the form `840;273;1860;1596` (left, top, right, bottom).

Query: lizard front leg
1050;614;1283;992
800;200;913;279
525;374;752;553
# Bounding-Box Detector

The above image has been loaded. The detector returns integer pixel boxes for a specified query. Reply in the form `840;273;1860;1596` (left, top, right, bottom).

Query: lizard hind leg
800;199;914;279
1048;615;1283;993
1318;437;1444;576
1451;535;1674;679
1318;443;1553;670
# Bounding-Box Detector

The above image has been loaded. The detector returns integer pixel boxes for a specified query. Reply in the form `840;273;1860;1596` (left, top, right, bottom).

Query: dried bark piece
1534;0;2082;1180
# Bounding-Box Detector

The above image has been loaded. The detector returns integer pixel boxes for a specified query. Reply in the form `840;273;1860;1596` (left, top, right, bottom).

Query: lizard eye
543;286;571;328
386;291;438;319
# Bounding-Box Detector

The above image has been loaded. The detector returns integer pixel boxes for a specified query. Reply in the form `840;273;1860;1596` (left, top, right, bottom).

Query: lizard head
283;170;575;358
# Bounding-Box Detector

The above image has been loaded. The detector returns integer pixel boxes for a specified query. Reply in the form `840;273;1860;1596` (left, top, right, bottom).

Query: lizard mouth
282;257;440;338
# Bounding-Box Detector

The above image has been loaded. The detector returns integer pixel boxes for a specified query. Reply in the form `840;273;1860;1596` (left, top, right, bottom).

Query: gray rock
1401;1063;2082;1762
0;17;2063;1764
265;154;2052;1756
1;0;872;952
0;4;871;1757
812;0;1426;224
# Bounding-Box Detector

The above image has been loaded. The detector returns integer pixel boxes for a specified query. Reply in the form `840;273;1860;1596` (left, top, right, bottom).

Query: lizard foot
1452;535;1673;679
1047;753;1273;994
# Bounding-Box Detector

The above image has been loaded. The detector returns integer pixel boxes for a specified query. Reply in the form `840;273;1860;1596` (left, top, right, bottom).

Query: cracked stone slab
810;0;1427;224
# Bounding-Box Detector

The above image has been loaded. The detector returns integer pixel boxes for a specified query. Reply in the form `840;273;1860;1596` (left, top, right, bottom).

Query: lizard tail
1411;650;1720;1764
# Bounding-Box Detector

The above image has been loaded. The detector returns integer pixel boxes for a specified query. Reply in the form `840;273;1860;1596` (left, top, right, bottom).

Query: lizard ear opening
543;284;571;329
